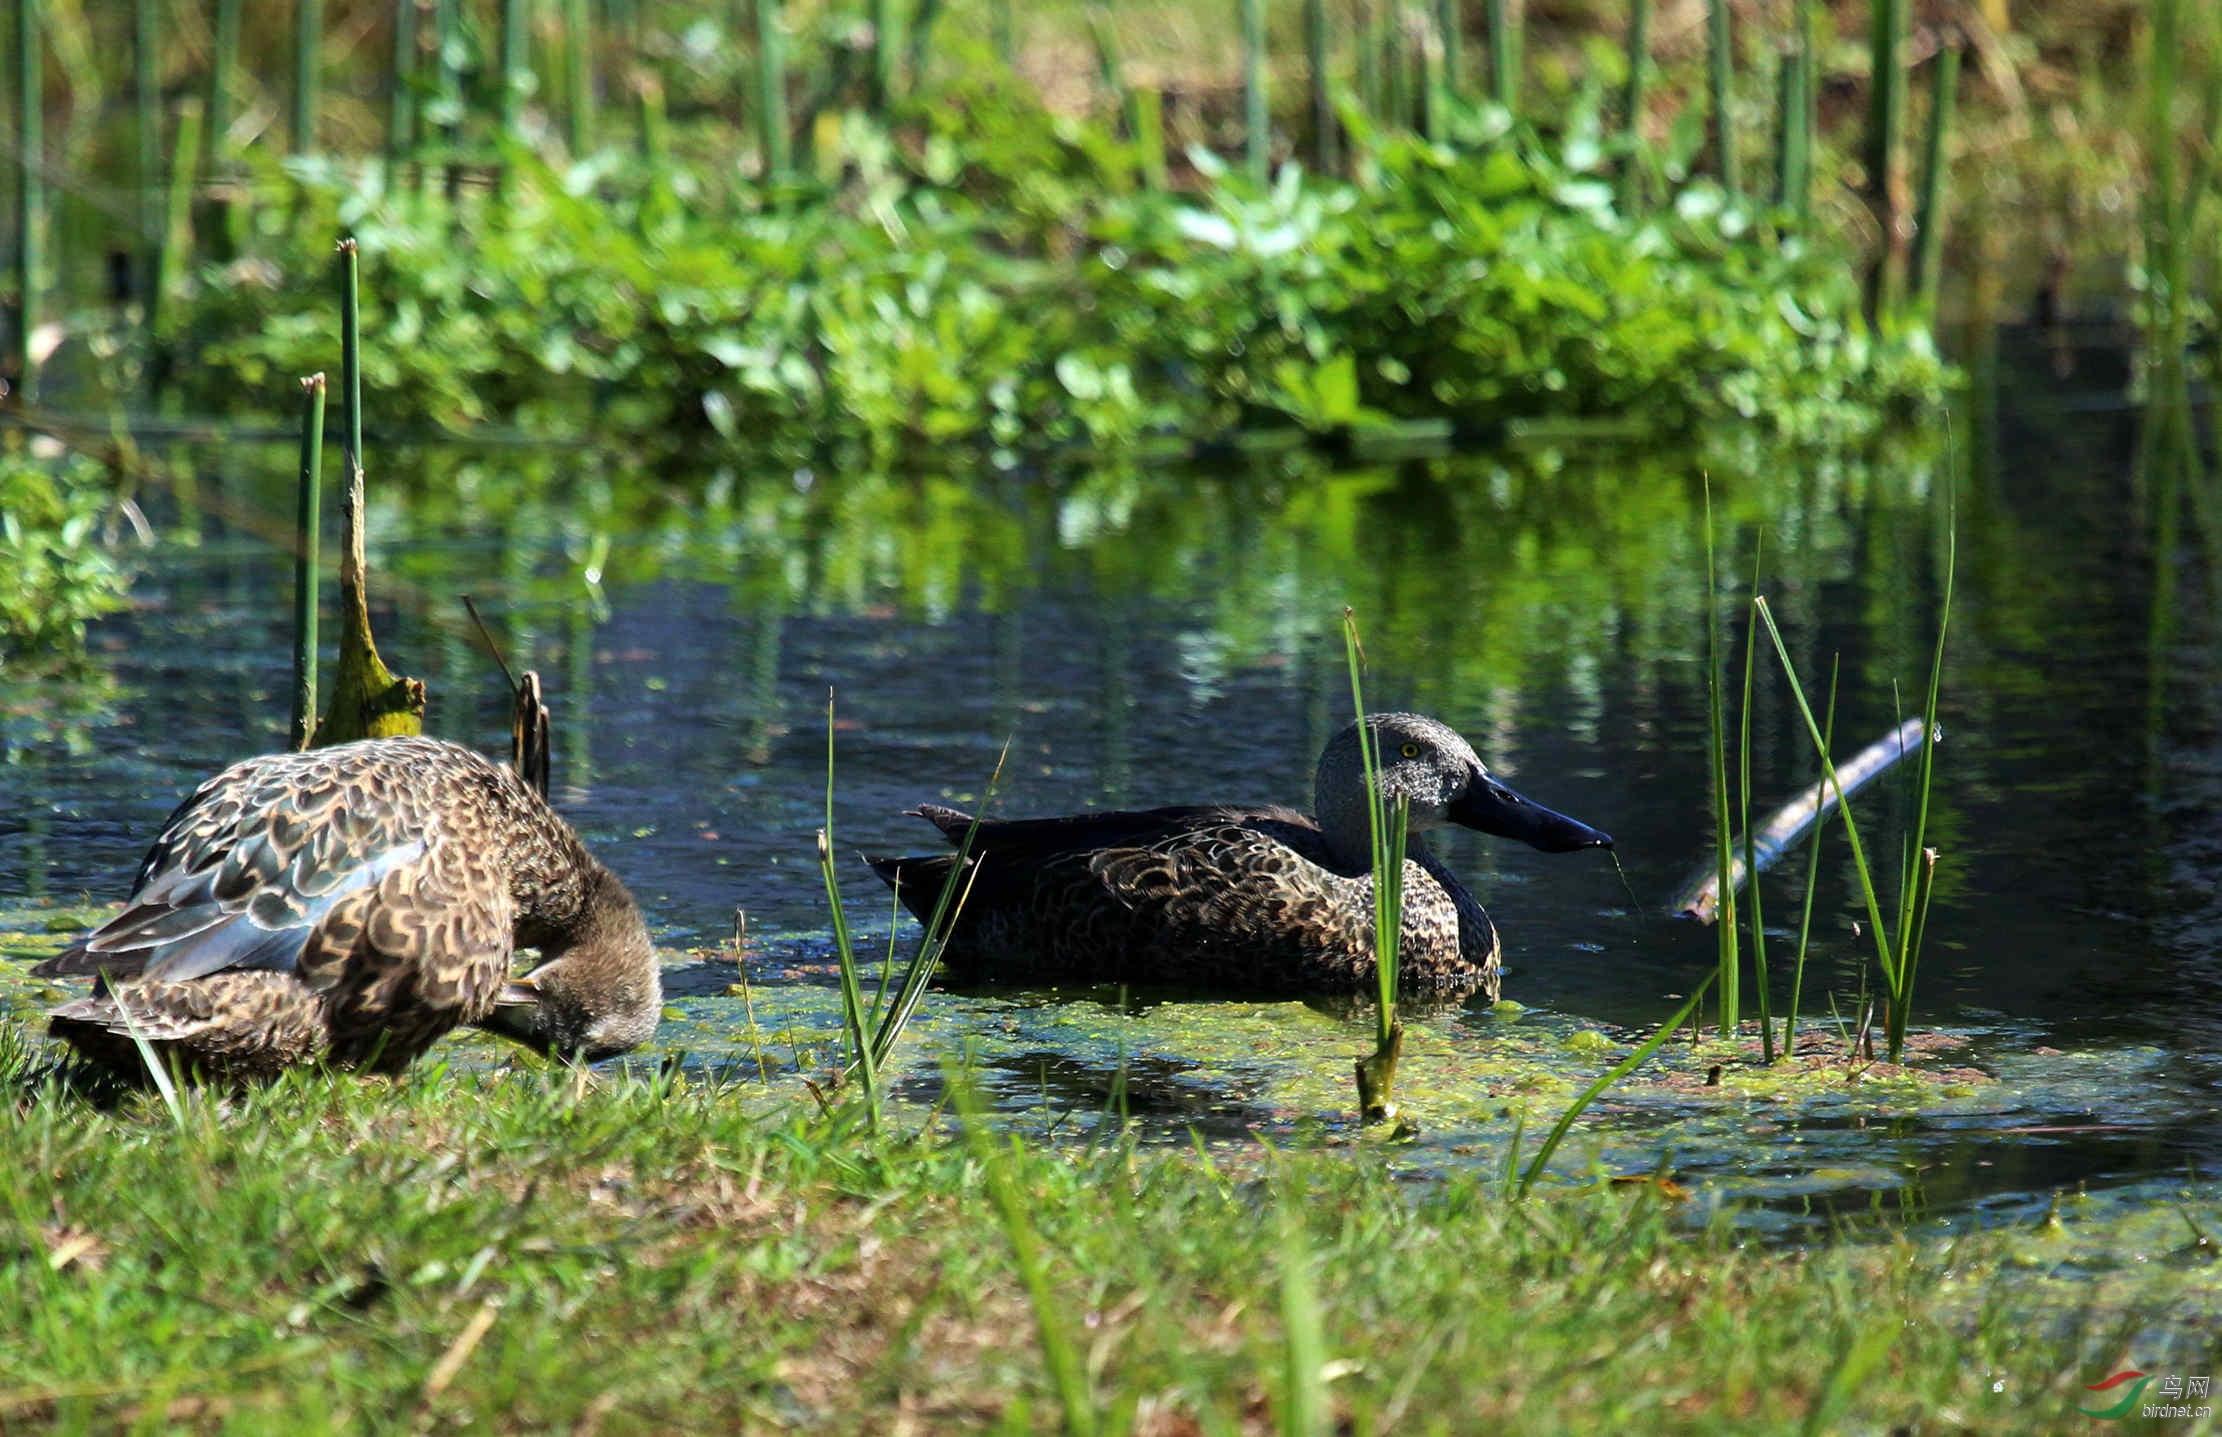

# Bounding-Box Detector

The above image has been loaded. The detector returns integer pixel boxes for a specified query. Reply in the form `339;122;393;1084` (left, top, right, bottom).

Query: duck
31;735;662;1081
867;712;1611;998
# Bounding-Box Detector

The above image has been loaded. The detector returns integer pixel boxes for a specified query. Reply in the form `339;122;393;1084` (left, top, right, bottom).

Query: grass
0;1034;2206;1431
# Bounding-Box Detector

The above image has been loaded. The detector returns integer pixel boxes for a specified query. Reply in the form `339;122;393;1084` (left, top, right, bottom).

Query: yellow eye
1399;743;1421;758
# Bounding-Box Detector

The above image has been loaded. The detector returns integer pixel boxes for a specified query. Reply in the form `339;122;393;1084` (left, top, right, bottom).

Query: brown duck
32;736;661;1081
869;713;1611;998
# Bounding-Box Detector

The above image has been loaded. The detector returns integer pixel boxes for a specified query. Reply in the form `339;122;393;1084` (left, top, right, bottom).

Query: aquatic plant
0;452;131;674
1342;609;1409;1126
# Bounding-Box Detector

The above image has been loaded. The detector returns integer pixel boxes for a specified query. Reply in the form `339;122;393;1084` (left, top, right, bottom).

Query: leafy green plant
0;452;132;674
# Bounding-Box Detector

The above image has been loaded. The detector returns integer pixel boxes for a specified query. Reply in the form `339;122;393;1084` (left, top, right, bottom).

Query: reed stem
1909;37;1960;321
1485;0;1513;112
340;239;363;470
1739;577;1773;1063
12;0;42;398
388;0;418;167
205;0;243;255
1780;659;1837;1059
294;0;323;155
1706;0;1737;195
1773;45;1805;213
1618;0;1651;212
290;375;327;751
1865;0;1909;321
496;0;527;145
1702;487;1740;1039
1244;0;1269;183
1435;0;1461;97
754;0;789;183
1131;83;1167;188
1306;0;1335;173
564;0;593;154
134;0;159;353
872;0;904;109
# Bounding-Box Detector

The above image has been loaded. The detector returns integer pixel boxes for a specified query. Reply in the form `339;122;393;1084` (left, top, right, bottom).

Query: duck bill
1448;774;1613;853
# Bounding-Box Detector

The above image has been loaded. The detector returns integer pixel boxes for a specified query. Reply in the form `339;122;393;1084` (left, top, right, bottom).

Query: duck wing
35;745;447;986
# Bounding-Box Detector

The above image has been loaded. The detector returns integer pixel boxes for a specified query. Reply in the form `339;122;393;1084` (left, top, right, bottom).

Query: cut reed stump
310;454;425;745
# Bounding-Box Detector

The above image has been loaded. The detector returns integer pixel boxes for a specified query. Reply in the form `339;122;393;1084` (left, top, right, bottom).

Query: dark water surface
3;325;2217;1238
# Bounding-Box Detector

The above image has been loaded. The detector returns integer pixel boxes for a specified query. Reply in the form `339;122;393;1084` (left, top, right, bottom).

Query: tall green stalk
1435;0;1461;97
290;374;327;751
1738;566;1772;1064
152;97;202;358
495;0;526;142
1305;0;1335;173
564;0;593;154
1780;659;1837;1059
206;0;243;254
1485;0;1514;113
293;0;323;154
1701;487;1740;1039
1909;38;1960;321
13;0;42;397
1885;505;1953;1060
1343;611;1409;1125
388;0;418;166
819;696;878;1132
1865;0;1909;320
1773;44;1806;213
339;239;363;468
1243;0;1269;184
1706;0;1737;195
1795;0;1818;225
1277;1184;1328;1437
1618;0;1651;212
754;0;788;183
134;0;159;354
871;0;903;109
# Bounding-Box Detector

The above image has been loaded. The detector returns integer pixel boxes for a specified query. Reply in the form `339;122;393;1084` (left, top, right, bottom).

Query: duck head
1314;713;1612;867
480;866;663;1062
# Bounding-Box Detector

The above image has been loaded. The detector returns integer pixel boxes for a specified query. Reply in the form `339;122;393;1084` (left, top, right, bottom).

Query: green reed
289;373;327;751
1484;0;1513;111
1864;0;1908;319
293;0;322;155
1435;0;1460;97
1737;540;1772;1062
1342;610;1409;1126
754;0;790;183
1910;37;1960;321
12;0;41;399
134;0;159;320
565;0;595;154
1706;0;1736;195
1780;658;1838;1058
1618;0;1651;212
388;0;418;165
1700;486;1739;1038
1773;44;1807;214
1244;0;1270;184
816;693;994;1133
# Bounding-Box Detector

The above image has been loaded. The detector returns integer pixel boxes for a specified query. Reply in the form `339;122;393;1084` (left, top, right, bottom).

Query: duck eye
1399;743;1421;758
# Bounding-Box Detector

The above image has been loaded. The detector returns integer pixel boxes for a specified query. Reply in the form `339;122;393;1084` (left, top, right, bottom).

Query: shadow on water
2;326;2218;1237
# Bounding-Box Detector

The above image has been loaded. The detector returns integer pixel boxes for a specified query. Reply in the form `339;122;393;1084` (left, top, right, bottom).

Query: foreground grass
0;1043;2209;1433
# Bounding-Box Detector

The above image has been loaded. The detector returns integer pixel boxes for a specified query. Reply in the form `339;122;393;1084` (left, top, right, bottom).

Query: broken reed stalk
289;374;327;751
1701;485;1740;1039
755;0;790;183
1909;37;1961;321
12;0;40;399
293;0;323;155
1706;0;1737;196
1343;610;1408;1126
1306;0;1335;173
314;240;424;746
1484;0;1514;112
1244;0;1270;184
1618;0;1651;212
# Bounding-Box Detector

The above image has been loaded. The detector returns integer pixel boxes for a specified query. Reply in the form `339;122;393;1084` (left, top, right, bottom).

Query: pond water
3;322;2217;1240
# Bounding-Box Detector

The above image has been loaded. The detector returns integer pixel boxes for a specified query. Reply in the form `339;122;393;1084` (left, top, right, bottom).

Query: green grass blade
1702;483;1739;1038
1277;1179;1328;1436
820;693;877;1128
1752;599;1898;999
1516;973;1716;1199
1740;550;1771;1063
1781;657;1838;1059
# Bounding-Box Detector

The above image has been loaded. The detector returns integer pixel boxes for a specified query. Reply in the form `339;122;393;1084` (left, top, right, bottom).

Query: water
2;324;2216;1237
